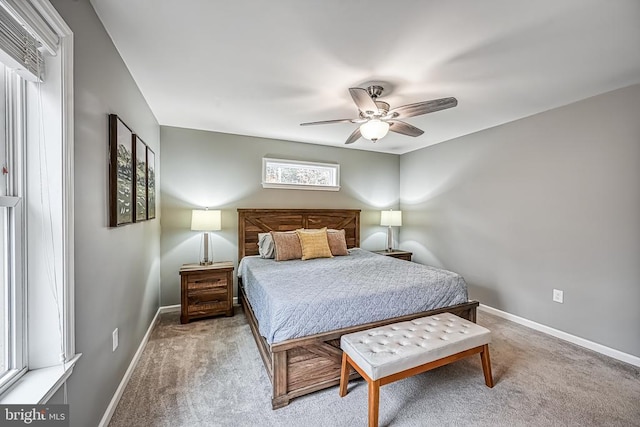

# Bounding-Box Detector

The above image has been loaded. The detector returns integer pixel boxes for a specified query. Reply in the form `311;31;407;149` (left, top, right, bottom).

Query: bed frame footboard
239;279;479;409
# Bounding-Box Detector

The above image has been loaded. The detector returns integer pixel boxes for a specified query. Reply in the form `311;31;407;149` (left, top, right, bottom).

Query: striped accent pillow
296;228;333;260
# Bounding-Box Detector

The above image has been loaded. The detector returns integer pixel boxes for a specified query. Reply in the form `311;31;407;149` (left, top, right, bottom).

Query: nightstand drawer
186;272;228;290
188;300;229;316
188;287;227;303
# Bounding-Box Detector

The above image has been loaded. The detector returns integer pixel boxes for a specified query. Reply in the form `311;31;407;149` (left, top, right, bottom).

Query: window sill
262;183;341;191
0;354;81;404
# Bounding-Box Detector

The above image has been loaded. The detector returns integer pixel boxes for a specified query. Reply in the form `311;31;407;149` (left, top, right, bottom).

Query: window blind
2;0;58;54
0;0;58;81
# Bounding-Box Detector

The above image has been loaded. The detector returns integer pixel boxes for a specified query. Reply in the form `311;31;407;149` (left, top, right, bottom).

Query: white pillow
257;232;275;258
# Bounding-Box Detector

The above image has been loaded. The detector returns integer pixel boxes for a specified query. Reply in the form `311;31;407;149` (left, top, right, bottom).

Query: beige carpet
109;308;640;426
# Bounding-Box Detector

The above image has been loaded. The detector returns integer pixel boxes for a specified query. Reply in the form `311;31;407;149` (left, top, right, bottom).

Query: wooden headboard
237;209;360;260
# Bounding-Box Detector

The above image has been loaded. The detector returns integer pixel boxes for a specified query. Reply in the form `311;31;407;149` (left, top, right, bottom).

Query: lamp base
198;232;215;266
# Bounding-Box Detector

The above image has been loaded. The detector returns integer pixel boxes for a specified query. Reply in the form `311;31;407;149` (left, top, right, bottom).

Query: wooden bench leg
480;344;494;388
339;353;350;397
368;379;380;427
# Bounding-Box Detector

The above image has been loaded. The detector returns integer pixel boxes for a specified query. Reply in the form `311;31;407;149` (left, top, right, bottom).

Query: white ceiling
90;0;640;155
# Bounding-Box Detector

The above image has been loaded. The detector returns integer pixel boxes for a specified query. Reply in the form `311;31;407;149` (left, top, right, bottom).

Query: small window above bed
262;158;340;191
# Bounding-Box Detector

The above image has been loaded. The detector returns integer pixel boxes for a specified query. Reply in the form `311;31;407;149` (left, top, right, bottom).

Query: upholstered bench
339;313;494;427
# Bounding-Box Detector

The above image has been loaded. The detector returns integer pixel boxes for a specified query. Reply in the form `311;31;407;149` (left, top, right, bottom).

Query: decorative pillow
296;227;333;260
257;232;275;259
327;229;349;256
271;231;302;261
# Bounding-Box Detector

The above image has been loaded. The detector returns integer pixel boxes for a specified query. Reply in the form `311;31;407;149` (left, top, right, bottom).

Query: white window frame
262;157;340;191
0;0;77;404
0;54;27;396
0;195;26;391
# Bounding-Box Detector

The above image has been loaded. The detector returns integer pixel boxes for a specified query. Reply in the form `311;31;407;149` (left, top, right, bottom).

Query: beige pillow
271;231;302;261
327;229;349;256
296;228;333;260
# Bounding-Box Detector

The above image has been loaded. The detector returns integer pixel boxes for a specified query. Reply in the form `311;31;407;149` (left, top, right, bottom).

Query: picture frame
133;135;148;222
109;114;134;227
146;147;156;220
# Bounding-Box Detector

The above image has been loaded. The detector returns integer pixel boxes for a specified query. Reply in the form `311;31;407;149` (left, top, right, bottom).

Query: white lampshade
360;119;390;141
380;210;402;227
191;209;221;231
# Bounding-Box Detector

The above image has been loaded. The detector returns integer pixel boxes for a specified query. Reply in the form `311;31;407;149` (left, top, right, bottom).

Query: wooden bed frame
237;208;479;409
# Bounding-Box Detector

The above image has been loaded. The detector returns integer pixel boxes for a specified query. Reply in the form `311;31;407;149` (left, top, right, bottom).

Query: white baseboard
98;306;164;427
159;304;180;313
479;304;640;368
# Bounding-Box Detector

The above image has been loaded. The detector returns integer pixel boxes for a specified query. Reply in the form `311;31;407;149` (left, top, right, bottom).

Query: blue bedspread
239;249;468;344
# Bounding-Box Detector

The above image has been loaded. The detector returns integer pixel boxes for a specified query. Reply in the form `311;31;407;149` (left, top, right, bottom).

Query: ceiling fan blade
349;88;379;116
344;127;362;144
388;120;424;137
300;118;357;126
388;97;458;119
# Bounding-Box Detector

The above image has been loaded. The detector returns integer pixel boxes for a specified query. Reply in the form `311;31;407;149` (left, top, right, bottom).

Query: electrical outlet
112;328;119;352
553;289;564;303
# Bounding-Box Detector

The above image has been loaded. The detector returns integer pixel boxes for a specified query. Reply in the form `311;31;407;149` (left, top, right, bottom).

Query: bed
237;208;479;409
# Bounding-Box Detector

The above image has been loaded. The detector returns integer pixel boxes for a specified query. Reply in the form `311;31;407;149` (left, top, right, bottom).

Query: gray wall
160;126;399;305
41;4;639;425
399;84;640;357
50;1;161;426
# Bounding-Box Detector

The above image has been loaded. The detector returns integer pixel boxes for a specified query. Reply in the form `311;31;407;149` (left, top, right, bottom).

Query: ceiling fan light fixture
360;119;389;142
300;87;457;145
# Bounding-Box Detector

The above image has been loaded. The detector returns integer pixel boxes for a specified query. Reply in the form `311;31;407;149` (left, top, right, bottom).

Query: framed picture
109;114;134;227
146;147;156;220
133;135;148;222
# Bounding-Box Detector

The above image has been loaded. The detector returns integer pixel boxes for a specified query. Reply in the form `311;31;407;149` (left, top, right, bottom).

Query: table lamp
191;209;221;265
380;209;402;252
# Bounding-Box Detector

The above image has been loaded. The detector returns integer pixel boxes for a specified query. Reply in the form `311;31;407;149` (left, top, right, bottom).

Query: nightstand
179;262;234;323
373;250;413;262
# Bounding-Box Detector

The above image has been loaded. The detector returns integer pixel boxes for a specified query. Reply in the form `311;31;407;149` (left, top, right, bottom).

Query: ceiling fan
300;85;457;144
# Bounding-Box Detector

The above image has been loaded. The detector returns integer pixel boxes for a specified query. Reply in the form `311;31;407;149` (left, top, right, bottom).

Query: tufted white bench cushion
339;313;494;427
341;313;491;380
